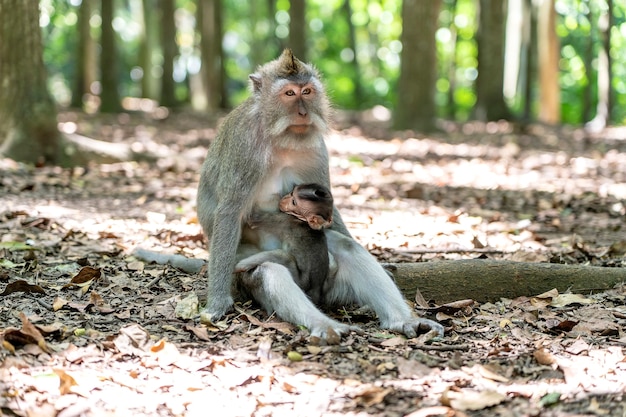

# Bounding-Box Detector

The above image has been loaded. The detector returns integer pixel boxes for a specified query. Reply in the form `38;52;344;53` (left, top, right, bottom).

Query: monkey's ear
307;215;331;230
249;73;262;92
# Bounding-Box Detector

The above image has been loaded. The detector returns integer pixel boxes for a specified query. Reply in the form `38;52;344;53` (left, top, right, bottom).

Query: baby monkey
235;183;334;306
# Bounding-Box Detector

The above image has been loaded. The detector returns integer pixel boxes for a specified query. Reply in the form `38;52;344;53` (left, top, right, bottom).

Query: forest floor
0;108;625;417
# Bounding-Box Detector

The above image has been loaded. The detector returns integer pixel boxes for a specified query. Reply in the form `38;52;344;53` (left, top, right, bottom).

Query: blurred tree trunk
288;0;306;60
0;0;166;166
250;1;264;68
586;0;613;131
582;0;593;123
444;0;458;119
267;0;282;52
474;0;510;121
605;0;614;122
522;0;536;121
71;0;96;109
140;0;159;100
0;0;62;165
160;0;177;107
198;0;226;111
395;0;441;132
342;0;363;108
100;0;121;112
391;260;626;303
537;0;559;124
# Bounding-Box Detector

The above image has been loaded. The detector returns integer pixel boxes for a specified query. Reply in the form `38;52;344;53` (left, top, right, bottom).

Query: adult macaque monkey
235;183;335;306
197;49;444;338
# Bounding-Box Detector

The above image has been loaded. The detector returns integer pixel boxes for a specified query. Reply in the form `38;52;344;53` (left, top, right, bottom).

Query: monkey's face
279;82;318;135
264;77;329;141
279;190;333;230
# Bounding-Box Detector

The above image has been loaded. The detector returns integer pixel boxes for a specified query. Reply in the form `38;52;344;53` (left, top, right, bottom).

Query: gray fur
197;49;443;338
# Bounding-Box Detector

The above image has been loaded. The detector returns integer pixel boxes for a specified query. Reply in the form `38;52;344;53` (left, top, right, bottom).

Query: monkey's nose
298;101;307;116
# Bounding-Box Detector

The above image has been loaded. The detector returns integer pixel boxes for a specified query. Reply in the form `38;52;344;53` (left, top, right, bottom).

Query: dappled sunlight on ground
0;112;625;416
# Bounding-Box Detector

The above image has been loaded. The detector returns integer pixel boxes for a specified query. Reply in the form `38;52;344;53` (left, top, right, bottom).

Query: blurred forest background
0;0;625;164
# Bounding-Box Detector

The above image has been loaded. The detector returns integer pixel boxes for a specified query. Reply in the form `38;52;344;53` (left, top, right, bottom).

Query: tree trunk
0;0;62;165
249;1;265;69
130;249;626;304
395;0;442;132
586;0;613;131
582;0;593;123
100;0;121;112
445;0;459;119
522;0;536;121
0;0;140;167
71;0;95;109
537;0;560;124
198;0;225;111
160;0;177;107
140;0;159;100
390;260;626;303
288;0;306;61
474;0;510;121
342;0;364;108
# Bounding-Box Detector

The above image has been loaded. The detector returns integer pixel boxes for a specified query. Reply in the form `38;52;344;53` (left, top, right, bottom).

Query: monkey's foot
384;317;444;339
308;318;361;342
200;296;234;324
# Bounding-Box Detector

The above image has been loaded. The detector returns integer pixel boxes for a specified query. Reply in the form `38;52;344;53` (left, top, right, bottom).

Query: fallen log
132;248;626;302
389;260;626;303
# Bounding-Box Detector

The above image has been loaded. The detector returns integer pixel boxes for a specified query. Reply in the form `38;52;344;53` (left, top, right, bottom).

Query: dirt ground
0;110;625;416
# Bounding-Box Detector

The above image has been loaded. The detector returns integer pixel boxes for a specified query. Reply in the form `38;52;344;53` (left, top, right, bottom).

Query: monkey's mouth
288;124;311;134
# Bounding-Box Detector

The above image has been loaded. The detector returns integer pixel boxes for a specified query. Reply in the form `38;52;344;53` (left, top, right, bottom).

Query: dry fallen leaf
405;406;454;417
550;319;579;333
380;336;406;347
113;324;153;356
53;369;77;395
534;347;556;365
89;291;114;313
240;312;294;334
550;293;595;308
0;280;45;296
443;388;507;411
69;266;101;284
477;364;509;382
52;297;68;311
174;292;199;319
353;386;393;407
437;299;475;313
397;357;433;379
19;312;50;353
183;324;211;341
325;327;340;345
126;260;145;271
415;287;429;308
565;338;590;355
256;338;273;360
150;339;181;366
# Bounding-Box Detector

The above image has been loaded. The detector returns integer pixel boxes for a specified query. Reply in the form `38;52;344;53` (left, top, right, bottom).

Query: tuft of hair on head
276;48;306;78
296;184;333;204
249;48;307;93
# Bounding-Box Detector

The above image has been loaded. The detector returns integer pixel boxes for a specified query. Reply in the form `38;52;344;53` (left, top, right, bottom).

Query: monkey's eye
285;90;296;96
292;198;297;206
302;88;311;95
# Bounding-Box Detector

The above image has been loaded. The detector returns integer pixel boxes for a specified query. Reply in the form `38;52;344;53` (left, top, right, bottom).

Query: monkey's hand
235;250;294;273
386;317;444;340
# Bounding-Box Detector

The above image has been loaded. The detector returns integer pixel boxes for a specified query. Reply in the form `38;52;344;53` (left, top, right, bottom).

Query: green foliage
40;0;78;105
40;0;626;125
